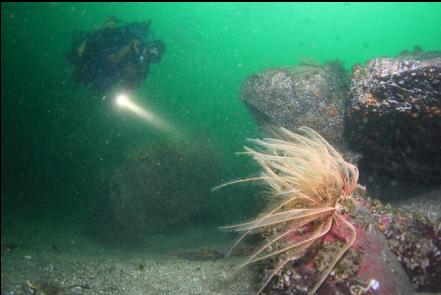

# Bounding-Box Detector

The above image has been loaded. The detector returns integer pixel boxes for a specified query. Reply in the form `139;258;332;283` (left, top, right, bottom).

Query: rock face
241;61;350;149
347;50;441;183
107;141;217;239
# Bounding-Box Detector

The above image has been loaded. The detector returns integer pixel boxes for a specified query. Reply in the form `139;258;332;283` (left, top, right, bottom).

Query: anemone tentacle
218;126;359;294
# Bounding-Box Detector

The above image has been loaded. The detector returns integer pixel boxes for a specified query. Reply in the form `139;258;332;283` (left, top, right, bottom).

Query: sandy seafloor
2;186;440;295
1;220;255;295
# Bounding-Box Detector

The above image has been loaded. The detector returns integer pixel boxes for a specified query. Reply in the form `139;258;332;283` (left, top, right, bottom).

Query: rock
263;194;414;295
106;140;218;240
366;196;441;292
240;60;350;149
347;49;441;183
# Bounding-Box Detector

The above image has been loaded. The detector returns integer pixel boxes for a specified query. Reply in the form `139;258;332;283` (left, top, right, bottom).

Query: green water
2;2;441;229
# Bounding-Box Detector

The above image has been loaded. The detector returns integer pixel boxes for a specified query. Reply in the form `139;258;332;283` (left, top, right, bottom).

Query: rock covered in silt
241;61;350;148
347;49;441;183
106;140;218;239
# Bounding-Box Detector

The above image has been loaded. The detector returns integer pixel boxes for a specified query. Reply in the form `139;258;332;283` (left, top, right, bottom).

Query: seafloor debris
347;48;441;183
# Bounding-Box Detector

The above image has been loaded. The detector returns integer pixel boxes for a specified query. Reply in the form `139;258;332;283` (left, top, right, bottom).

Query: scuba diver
67;17;166;94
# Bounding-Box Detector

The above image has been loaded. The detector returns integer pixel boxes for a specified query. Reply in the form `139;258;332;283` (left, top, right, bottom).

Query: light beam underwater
115;93;185;142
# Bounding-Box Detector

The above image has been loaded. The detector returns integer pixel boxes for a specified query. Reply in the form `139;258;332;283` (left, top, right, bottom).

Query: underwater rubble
347;48;441;183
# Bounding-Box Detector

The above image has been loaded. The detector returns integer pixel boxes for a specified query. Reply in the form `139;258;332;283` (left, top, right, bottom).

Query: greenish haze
2;2;441;229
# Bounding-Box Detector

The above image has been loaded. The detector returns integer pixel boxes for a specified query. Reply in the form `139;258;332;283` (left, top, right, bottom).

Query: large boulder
347;49;441;183
106;140;218;240
241;61;350;149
